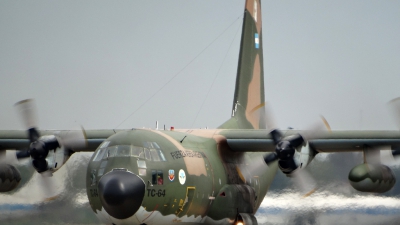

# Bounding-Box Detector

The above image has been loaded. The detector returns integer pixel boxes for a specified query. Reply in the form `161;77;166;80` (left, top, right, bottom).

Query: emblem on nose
98;170;145;219
179;169;186;185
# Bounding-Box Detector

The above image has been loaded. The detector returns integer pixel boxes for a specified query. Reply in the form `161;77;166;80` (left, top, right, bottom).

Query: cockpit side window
151;170;156;184
158;149;166;161
150;149;161;161
157;170;163;185
144;148;152;161
151;169;163;185
99;141;110;148
143;141;167;162
93;148;106;161
93;141;110;161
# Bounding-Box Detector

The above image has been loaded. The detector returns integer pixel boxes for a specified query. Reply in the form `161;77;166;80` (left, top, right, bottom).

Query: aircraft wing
222;130;400;153
0;129;118;151
2;129;400;153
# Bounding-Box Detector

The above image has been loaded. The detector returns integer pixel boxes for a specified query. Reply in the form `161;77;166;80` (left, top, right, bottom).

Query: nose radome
98;170;145;220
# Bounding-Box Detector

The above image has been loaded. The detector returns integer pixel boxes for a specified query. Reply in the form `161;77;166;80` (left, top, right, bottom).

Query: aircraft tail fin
219;0;266;130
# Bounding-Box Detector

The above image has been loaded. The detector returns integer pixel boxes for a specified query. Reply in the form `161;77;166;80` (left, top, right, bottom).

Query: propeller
372;98;400;165
385;97;400;163
264;122;329;166
0;149;6;163
260;103;331;195
262;103;329;171
14;99;87;174
264;131;309;177
263;104;301;162
263;128;319;195
264;129;304;165
388;97;400;130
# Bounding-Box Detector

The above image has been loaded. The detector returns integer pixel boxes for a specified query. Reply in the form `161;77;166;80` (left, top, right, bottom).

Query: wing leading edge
0;130;118;151
2;129;400;153
221;130;400;152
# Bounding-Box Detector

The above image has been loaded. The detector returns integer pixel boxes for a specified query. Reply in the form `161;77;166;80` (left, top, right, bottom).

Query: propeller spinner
263;129;306;174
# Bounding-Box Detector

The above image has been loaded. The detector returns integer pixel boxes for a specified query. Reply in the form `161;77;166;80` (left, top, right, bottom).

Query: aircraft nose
98;170;145;219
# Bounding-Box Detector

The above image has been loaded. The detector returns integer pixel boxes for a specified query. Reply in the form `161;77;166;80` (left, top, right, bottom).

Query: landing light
236;222;244;225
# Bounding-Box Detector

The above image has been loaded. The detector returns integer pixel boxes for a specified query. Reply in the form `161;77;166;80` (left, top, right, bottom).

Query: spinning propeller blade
16;150;31;159
13;99;88;174
57;128;88;151
384;98;400;162
388;97;400;130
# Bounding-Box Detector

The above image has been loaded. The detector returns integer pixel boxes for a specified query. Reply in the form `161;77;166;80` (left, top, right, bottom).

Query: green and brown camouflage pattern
85;128;278;224
219;0;266;130
83;1;277;222
348;163;396;193
81;127;400;224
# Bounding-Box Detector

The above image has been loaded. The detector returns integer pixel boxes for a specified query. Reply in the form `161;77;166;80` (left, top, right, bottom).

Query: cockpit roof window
150;149;160;161
143;141;166;162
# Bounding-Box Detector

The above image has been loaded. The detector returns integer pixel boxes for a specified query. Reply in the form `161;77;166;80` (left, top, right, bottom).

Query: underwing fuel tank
348;163;395;193
0;164;21;192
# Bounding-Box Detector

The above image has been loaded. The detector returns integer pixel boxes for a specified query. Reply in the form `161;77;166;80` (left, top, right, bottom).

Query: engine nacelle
348;163;396;193
40;146;71;174
294;142;316;169
0;164;21;192
278;141;316;175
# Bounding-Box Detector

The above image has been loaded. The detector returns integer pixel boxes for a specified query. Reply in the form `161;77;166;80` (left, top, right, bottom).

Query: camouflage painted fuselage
86;0;276;223
86;129;278;225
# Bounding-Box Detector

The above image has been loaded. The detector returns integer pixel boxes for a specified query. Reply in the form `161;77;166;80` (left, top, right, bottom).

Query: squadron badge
179;169;186;185
169;169;175;181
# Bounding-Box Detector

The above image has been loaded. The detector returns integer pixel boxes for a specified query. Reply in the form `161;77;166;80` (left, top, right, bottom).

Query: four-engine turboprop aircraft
1;0;400;225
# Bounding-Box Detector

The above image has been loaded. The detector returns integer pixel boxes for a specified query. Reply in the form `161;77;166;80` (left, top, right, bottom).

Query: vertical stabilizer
219;0;265;130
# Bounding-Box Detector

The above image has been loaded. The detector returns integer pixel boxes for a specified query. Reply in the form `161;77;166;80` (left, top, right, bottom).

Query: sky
1;0;400;131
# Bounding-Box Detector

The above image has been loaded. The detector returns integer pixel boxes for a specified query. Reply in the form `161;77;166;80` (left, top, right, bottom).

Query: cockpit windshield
93;141;167;162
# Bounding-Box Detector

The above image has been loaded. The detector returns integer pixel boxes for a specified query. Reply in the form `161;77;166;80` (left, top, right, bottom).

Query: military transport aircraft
1;0;400;225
